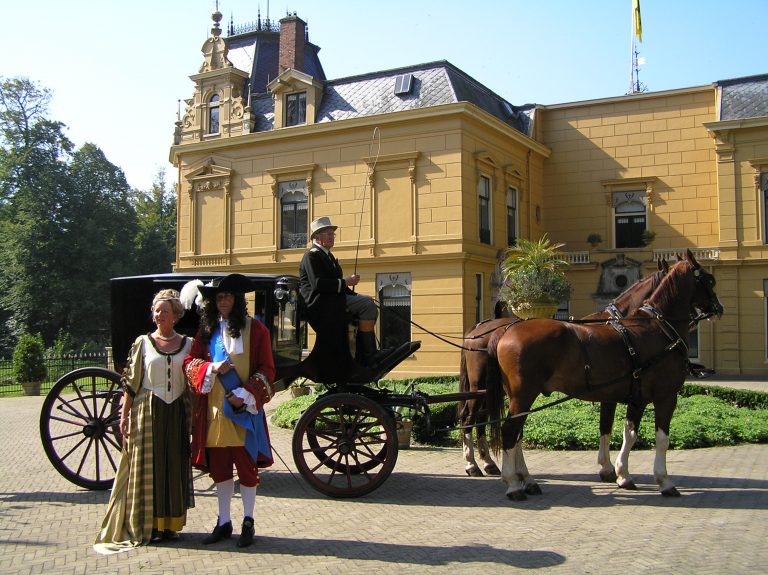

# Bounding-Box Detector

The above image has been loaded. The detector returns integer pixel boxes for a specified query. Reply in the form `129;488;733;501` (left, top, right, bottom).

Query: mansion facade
170;10;768;376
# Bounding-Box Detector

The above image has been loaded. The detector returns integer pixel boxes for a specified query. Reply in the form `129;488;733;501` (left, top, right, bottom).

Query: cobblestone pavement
1;382;767;575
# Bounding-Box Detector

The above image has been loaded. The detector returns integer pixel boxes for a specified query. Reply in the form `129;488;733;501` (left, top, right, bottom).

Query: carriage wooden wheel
39;367;123;490
291;392;399;498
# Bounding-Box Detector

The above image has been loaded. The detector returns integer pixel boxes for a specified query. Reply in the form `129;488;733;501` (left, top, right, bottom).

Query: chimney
278;14;306;75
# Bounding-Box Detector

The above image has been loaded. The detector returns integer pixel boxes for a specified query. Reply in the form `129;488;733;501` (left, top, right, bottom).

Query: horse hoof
599;470;618;483
661;486;681;497
484;463;501;476
618;480;637;490
506;489;527;501
524;483;542;496
465;466;484;478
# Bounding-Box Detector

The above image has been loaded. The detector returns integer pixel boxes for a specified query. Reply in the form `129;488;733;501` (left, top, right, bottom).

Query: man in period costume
183;273;275;548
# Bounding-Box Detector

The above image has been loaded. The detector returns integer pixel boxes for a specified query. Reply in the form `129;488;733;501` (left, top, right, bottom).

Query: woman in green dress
94;289;195;554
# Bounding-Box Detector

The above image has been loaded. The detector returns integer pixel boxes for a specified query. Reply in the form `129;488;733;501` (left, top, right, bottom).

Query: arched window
613;191;647;248
208;94;220;134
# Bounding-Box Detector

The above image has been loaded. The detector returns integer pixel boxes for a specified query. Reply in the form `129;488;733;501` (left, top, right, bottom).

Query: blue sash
210;328;271;464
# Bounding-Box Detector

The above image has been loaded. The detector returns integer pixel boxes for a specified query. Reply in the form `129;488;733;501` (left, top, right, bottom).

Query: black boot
237;516;255;548
358;331;379;367
203;519;233;544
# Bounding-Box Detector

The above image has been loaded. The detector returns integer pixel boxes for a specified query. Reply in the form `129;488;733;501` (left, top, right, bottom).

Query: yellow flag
633;0;643;42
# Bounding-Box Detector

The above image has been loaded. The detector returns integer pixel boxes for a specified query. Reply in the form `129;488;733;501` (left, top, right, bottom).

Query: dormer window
286;92;306;126
208;94;220;134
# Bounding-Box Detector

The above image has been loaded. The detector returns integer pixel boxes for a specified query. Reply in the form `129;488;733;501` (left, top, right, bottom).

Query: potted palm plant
498;235;571;319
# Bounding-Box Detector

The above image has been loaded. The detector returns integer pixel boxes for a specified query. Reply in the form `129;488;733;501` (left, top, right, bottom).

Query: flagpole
629;1;636;93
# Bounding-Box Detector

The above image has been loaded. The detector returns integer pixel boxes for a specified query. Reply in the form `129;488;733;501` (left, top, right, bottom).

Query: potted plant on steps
498;235;572;319
288;378;312;398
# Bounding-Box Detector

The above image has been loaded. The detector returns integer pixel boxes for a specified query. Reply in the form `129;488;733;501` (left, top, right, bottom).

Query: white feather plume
180;279;204;310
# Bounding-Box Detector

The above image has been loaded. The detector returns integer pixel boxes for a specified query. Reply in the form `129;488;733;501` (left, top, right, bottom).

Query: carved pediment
186;161;232;193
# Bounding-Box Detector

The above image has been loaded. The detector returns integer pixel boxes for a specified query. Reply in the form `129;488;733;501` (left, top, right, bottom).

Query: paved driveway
1;391;766;574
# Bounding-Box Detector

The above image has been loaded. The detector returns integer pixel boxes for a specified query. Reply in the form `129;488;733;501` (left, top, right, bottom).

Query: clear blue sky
4;0;765;191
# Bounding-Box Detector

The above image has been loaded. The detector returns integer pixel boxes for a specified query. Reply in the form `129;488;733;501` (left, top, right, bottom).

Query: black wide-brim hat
198;273;254;300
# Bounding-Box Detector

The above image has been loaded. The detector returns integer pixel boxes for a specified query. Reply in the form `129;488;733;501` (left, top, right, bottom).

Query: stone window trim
266;164;316;259
361;151;420;254
601;177;658;249
475;152;512;246
183;160;233;265
748;158;768;244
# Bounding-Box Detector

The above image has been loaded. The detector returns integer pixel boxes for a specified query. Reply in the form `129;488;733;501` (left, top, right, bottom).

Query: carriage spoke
40;368;123;490
292;393;398;498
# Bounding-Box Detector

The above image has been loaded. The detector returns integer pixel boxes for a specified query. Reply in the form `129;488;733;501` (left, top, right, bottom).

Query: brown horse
484;250;722;500
457;260;670;480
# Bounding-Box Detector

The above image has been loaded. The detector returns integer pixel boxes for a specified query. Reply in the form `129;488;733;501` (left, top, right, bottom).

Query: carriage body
108;272;304;381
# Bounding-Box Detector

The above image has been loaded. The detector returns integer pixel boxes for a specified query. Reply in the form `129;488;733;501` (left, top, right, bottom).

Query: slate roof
245;59;534;137
718;74;768;121
226;28;326;94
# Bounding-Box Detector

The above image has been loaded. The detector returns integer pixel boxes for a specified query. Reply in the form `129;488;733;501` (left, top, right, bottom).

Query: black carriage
40;272;425;498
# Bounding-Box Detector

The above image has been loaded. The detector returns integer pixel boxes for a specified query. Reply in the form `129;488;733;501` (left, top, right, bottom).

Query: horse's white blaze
615;419;637;487
653;428;674;491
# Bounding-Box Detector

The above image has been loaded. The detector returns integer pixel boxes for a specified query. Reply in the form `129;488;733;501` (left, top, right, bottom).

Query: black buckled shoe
203;519;233;544
237;516;255;548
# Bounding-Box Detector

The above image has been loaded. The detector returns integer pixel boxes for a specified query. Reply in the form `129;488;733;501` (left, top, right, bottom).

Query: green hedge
271;377;768;450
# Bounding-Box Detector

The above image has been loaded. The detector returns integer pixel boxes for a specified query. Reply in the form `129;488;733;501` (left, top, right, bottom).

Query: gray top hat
310;216;337;238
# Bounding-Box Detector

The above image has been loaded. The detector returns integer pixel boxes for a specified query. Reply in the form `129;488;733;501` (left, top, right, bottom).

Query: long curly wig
197;292;248;342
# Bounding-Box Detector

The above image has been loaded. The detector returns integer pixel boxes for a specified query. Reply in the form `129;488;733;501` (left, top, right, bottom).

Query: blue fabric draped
210;328;271;464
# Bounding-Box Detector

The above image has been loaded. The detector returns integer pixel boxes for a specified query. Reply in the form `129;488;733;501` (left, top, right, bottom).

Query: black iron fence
0;350;111;397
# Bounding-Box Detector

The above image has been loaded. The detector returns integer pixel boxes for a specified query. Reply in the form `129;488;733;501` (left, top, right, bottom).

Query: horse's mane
642;259;692;313
610;266;666;314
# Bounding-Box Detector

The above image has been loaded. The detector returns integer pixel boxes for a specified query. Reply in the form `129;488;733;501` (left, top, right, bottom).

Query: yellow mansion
170;11;768;376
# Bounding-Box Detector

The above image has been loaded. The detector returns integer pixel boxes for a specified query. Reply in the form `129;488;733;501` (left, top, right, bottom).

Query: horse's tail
457;347;469;425
486;328;507;454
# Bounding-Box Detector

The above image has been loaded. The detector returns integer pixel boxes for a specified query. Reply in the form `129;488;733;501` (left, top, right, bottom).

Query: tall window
613;191;647;248
479;175;491;244
762;173;768;244
208;94;220;134
377;273;412;350
475;273;483;324
764;279;768;360
507;187;518;246
286;92;306;126
279;180;308;249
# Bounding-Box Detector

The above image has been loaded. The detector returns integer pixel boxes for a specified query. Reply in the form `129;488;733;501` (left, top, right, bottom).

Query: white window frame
278;180;308;249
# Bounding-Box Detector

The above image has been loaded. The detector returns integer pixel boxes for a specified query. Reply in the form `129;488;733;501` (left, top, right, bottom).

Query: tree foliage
133;168;176;274
0;76;177;353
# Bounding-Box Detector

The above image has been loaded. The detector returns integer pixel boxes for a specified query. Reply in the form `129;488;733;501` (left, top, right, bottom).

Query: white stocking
241;484;257;519
216;478;234;525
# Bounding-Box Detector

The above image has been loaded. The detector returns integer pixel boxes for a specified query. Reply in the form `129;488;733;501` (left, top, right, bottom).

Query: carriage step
369;341;421;380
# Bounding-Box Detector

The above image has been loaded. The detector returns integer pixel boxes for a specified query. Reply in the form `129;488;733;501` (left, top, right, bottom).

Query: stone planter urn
21;380;42;396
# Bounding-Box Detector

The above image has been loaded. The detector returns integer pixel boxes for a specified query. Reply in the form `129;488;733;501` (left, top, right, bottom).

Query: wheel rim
292;393;398;498
39;368;123;490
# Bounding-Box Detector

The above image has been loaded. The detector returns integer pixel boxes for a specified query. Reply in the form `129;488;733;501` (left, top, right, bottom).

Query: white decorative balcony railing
560;247;722;266
653;247;721;262
564;251;591;265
